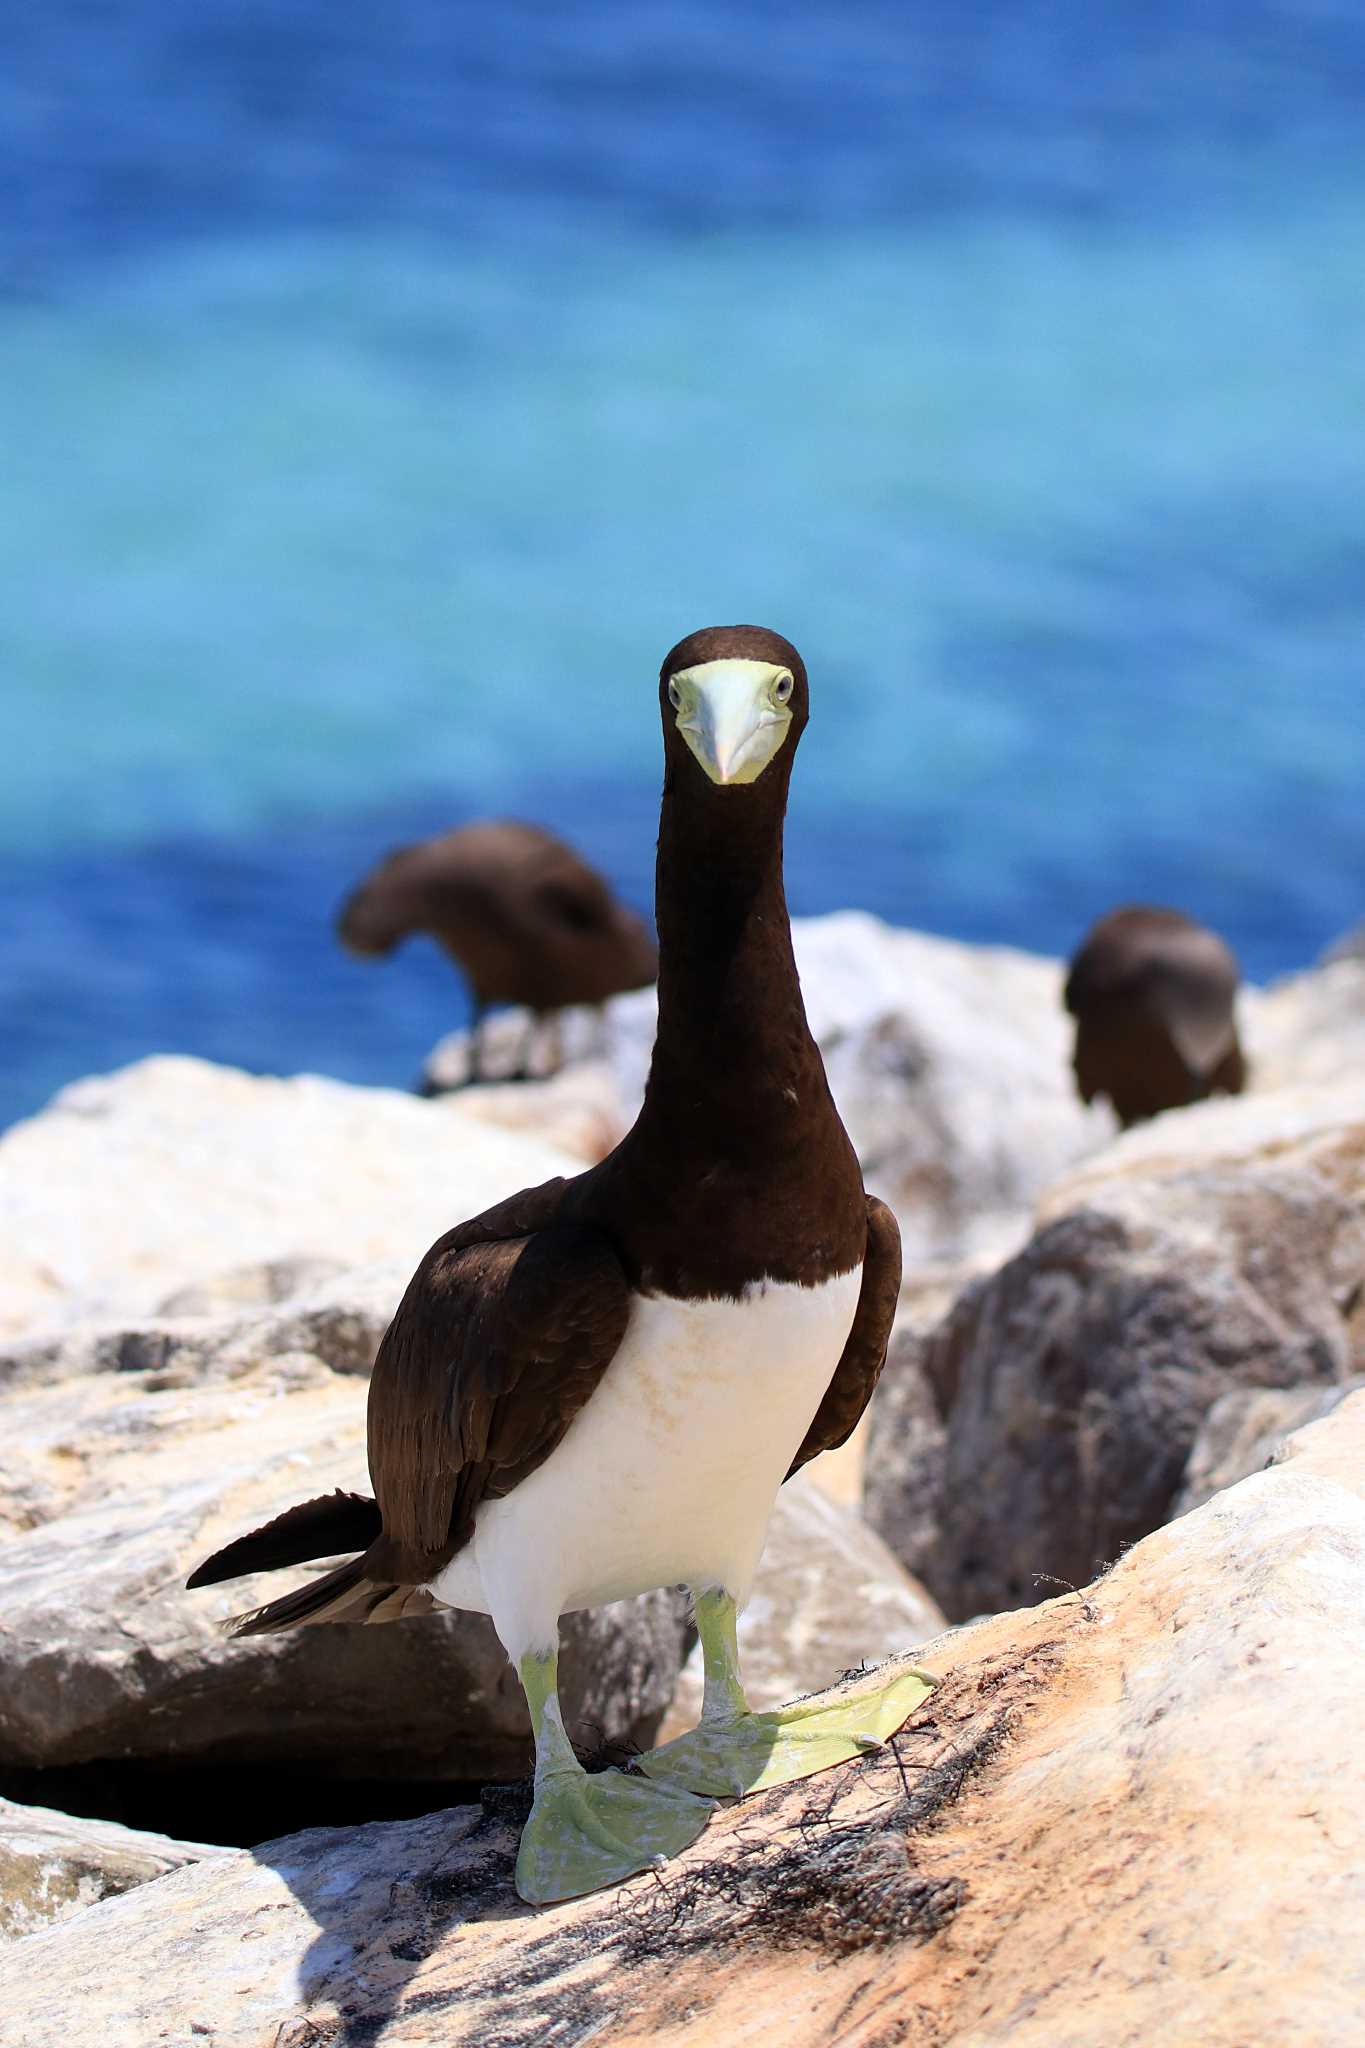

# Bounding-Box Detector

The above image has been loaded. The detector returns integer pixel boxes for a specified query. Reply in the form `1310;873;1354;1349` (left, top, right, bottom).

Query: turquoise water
3;4;1364;1126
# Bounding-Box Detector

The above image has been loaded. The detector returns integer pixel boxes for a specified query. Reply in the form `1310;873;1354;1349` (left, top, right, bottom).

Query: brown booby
337;819;658;1081
190;626;931;1903
1064;904;1247;1127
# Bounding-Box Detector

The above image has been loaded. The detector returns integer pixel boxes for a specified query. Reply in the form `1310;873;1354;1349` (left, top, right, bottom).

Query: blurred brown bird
1064;904;1247;1127
337;819;657;1082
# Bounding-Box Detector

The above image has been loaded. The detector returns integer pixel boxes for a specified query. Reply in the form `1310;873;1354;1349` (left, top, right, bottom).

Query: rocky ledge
0;1799;229;1942
2;1390;1360;2047
866;1075;1365;1617
3;920;1364;2038
0;1044;942;1874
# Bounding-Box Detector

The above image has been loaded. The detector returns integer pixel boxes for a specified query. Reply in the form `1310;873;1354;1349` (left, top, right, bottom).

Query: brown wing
786;1196;901;1480
364;1174;632;1582
533;863;618;934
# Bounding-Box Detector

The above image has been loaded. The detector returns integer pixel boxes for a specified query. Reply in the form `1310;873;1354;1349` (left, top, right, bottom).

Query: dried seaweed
614;1707;1009;1963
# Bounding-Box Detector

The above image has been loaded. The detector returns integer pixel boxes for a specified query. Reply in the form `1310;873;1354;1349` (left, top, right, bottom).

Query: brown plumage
1064;904;1247;1127
336;819;657;1079
190;625;901;1636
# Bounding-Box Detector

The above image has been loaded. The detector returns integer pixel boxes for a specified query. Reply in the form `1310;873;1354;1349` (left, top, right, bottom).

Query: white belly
429;1266;862;1664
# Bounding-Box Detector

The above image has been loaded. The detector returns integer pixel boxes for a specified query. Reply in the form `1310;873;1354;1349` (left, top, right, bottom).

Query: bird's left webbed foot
516;1759;714;1905
636;1588;936;1799
514;1649;714;1904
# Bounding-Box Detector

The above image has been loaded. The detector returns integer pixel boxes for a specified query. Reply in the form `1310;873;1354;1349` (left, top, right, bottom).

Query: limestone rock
862;1326;950;1583
1036;1070;1365;1214
153;1257;350;1320
0;1056;578;1340
0;1257;414;1399
868;1081;1365;1618
1244;954;1365;1091
0;1060;685;1782
0;1798;228;1941
859;1255;1004;1567
798;917;1106;1262
5;1393;1362;2047
1174;1374;1365;1515
660;1473;944;1739
0;1334;688;1784
422;1009;626;1092
446;1060;627;1163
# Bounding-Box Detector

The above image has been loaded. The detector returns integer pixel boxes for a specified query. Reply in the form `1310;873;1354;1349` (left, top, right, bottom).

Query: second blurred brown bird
1064;904;1247;1127
338;819;657;1082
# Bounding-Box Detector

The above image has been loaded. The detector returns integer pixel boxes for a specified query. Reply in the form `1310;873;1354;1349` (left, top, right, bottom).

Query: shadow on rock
250;1792;530;2048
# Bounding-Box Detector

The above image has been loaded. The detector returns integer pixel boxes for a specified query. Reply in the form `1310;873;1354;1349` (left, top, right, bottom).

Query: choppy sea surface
3;2;1364;1129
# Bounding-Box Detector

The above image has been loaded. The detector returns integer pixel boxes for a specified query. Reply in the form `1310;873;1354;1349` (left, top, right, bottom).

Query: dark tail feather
226;1555;437;1636
187;1490;383;1589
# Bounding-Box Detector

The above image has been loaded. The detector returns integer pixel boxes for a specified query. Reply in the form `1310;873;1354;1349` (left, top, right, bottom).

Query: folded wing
786;1195;901;1479
187;1172;633;1633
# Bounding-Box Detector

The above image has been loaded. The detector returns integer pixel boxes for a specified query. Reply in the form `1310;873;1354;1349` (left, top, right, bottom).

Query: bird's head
335;846;420;957
659;625;807;792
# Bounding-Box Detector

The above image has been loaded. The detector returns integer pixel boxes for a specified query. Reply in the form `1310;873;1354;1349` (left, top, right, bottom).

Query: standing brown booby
190;626;930;1904
337;819;657;1081
1065;904;1247;1126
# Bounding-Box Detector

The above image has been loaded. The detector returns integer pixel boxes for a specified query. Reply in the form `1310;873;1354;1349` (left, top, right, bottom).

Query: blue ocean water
3;3;1364;1128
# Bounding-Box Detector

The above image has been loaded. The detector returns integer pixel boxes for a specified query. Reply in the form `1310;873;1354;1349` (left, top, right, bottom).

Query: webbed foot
638;1663;936;1799
515;1765;715;1905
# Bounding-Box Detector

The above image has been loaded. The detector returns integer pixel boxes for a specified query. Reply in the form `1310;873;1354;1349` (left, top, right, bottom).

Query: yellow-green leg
513;1650;715;1905
638;1588;936;1800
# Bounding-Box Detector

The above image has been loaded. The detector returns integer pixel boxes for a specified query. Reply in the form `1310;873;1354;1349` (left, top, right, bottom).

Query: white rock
5;1393;1362;2046
0;1340;688;1783
1174;1375;1365;1514
0;1056;578;1340
869;1077;1365;1618
0;1063;685;1782
445;1059;628;1163
0;1800;228;1941
1244;954;1365;1091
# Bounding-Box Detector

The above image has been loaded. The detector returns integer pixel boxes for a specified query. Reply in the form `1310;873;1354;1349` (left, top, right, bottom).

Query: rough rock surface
0;1332;688;1782
861;1326;948;1587
0;1798;229;1941
427;913;1111;1262
867;1081;1365;1617
6;1393;1362;2047
1173;1373;1365;1515
422;1008;627;1090
660;1474;944;1740
1243;953;1365;1090
0;1256;414;1400
0;1056;578;1340
446;1059;627;1163
0;1064;691;1782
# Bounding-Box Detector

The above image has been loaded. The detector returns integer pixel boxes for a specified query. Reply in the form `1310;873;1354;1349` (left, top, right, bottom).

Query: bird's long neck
639;772;824;1152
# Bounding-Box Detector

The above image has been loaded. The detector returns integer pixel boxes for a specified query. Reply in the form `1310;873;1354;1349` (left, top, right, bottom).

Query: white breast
429;1265;862;1665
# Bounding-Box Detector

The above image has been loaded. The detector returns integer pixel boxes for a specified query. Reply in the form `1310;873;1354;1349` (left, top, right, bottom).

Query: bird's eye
668;679;682;709
774;672;793;704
